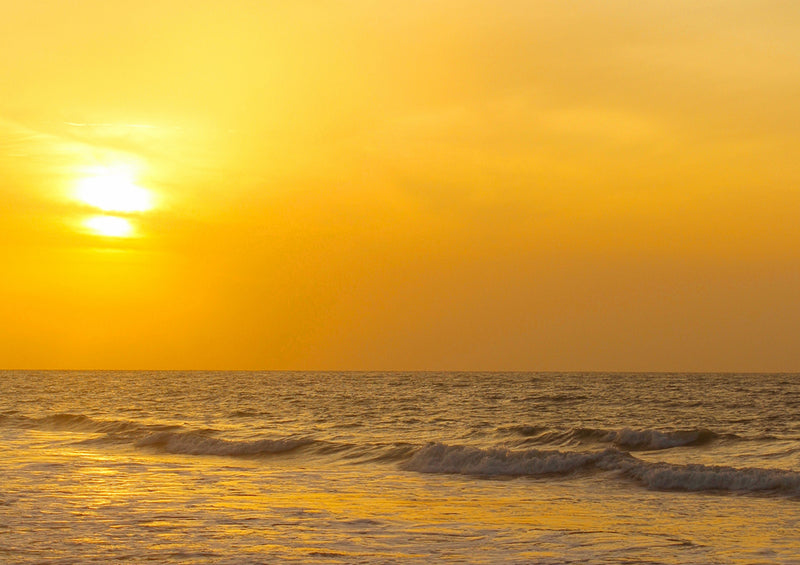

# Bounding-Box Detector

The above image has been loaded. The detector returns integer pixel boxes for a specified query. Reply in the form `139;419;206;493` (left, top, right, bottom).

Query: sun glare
75;166;153;213
85;215;134;237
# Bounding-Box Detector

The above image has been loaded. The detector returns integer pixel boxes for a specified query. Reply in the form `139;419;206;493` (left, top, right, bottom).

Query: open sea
0;371;798;564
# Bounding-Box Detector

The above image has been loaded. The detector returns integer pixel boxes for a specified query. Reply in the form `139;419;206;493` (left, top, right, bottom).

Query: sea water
1;371;798;564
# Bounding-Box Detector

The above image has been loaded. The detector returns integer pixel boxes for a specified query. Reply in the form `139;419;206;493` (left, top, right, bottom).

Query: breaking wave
402;443;800;496
401;443;603;476
5;411;798;496
617;458;800;493
134;431;312;456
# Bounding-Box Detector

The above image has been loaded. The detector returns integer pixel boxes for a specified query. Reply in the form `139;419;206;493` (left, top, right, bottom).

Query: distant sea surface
1;371;798;564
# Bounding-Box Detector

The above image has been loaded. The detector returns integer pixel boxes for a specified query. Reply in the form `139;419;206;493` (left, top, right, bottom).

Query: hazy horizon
3;369;799;375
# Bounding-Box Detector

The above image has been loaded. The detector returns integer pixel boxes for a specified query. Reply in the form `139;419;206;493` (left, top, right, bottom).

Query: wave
134;431;312;457
616;458;800;494
0;415;757;454
0;412;162;435
5;412;798;496
532;393;589;403
402;443;800;495
506;425;732;450
1;413;310;458
401;443;603;476
603;427;721;450
499;425;548;437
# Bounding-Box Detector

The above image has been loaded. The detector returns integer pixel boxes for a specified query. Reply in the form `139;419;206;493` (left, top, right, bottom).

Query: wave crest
510;425;726;450
402;443;800;495
617;459;800;493
604;428;719;450
1;412;310;458
134;431;311;457
401;443;605;476
2;413;153;435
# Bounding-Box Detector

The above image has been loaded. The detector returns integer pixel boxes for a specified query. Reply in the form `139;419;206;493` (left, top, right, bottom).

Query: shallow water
1;371;798;563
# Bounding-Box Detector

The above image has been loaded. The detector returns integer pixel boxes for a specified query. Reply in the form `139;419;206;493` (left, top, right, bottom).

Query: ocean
1;371;798;564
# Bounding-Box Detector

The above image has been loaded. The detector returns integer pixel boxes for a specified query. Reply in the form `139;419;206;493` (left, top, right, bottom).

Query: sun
84;215;134;237
75;166;153;213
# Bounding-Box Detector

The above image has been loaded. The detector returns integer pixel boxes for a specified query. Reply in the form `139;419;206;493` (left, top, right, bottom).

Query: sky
1;1;799;371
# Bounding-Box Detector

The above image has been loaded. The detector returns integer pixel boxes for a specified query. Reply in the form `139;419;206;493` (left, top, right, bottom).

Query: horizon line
2;368;799;374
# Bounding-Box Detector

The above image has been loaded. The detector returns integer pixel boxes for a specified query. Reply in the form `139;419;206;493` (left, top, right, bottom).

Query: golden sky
2;1;799;370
